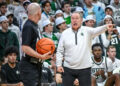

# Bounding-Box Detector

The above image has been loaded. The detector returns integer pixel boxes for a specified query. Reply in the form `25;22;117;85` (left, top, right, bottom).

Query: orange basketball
36;38;55;55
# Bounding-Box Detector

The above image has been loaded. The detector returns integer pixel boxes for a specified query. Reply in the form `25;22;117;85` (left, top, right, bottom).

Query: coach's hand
57;66;64;73
41;51;52;60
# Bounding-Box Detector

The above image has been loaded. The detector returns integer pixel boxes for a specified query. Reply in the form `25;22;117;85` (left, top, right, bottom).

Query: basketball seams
37;38;47;45
36;38;55;54
37;42;54;53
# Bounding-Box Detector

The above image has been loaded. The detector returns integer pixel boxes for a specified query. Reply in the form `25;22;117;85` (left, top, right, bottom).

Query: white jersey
107;57;120;71
91;56;113;83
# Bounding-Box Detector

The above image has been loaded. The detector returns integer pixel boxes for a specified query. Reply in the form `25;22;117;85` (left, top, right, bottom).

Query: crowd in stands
0;0;120;86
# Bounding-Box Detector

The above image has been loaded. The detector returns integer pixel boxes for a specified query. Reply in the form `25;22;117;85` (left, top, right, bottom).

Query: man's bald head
27;3;41;16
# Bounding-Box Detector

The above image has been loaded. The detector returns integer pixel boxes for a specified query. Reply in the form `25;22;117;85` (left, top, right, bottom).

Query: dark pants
19;61;39;86
63;67;91;86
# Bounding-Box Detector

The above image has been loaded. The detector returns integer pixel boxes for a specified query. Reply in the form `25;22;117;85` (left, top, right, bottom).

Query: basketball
36;38;55;55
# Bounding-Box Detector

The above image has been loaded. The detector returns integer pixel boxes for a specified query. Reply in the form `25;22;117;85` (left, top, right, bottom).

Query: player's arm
22;45;51;60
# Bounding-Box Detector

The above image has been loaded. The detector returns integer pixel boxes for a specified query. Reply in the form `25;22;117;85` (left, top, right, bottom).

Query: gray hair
72;11;83;18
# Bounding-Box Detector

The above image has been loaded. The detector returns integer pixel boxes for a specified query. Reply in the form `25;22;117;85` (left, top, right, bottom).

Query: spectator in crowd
41;0;54;22
56;11;114;86
38;0;54;32
55;10;63;19
61;1;71;27
83;0;105;25
1;46;23;86
68;0;83;12
14;0;28;30
6;11;21;60
0;2;7;15
68;0;83;8
105;5;114;18
0;16;19;63
84;15;96;27
55;17;67;34
42;19;59;48
91;43;113;86
103;15;120;59
98;5;120;27
54;9;64;33
7;0;19;13
111;0;120;9
92;0;106;10
23;0;31;11
20;3;52;86
51;0;59;12
0;2;19;26
75;7;84;16
6;11;21;43
107;45;120;70
111;0;120;22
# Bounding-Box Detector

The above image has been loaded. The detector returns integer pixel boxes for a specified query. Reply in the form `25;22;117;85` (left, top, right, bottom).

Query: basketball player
20;3;52;86
91;43;113;86
56;11;114;86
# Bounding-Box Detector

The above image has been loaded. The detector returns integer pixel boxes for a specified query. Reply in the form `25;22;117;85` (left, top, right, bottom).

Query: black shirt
41;67;53;83
22;19;39;60
0;69;6;84
1;63;21;84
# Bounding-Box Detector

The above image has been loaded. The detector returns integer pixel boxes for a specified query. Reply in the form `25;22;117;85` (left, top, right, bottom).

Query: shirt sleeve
56;33;65;67
88;25;107;38
22;24;33;45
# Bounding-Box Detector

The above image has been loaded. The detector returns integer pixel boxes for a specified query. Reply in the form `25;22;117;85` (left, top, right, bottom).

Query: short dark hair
92;43;102;50
105;7;113;12
0;2;7;8
6;14;14;18
42;0;50;8
4;46;19;57
61;1;70;8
